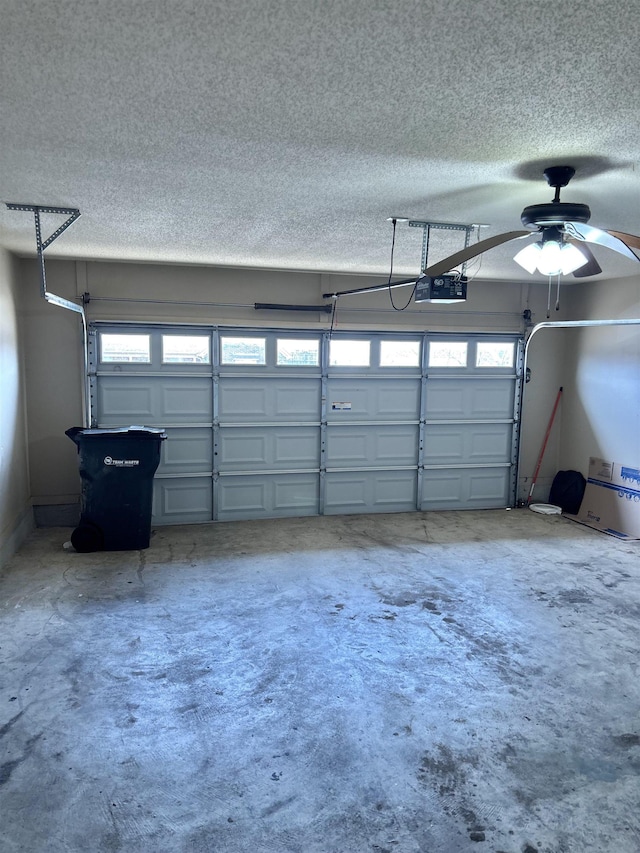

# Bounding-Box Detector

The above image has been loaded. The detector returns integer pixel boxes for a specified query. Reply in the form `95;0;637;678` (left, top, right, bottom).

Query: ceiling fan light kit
513;231;589;276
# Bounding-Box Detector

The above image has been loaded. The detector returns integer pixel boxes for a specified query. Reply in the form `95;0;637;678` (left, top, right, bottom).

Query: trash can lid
66;425;167;441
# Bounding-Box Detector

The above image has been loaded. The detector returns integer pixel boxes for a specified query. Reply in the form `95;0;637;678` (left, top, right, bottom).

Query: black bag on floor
548;470;586;514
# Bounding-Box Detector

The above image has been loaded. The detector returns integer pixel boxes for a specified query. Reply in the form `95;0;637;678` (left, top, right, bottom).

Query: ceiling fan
323;166;640;301
512;165;640;277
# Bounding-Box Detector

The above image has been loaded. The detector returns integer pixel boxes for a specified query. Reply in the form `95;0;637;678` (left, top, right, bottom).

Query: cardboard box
570;457;640;540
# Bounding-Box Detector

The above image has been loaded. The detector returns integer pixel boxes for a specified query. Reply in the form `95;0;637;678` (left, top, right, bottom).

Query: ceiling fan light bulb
537;240;564;276
513;242;542;274
558;242;589;275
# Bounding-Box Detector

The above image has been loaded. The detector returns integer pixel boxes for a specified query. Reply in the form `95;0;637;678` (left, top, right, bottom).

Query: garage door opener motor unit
415;275;467;303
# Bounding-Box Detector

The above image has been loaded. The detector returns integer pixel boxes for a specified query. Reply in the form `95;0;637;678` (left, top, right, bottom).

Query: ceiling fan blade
564;222;640;262
606;229;640;254
423;230;529;276
567;240;602;278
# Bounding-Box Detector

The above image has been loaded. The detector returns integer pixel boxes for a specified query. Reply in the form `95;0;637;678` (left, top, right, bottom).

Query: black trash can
66;426;167;552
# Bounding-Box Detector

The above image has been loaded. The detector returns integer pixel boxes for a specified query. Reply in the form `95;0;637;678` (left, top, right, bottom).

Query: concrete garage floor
1;510;640;853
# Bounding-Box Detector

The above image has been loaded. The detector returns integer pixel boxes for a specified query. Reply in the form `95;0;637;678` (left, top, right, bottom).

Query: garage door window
162;335;210;364
221;336;266;365
100;333;151;363
380;340;420;367
428;341;467;367
277;339;319;366
329;339;370;367
476;341;515;368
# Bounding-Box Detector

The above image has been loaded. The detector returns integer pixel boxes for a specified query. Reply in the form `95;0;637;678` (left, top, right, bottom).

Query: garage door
89;325;522;523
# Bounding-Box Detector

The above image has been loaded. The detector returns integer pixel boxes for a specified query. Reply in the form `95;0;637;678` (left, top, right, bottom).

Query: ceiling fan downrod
520;166;591;228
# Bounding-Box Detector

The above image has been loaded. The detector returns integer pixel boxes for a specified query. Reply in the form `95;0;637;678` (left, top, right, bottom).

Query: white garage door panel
421;471;464;507
325;474;367;511
326;379;419;420
219;384;267;420
274;477;319;512
325;470;417;514
421;467;510;510
218;478;266;515
275;383;320;419
468;469;511;503
275;431;320;467
219;427;320;471
158;427;212;474
469;427;512;460
97;380;155;423
98;376;212;425
153;477;213;524
470;383;515;418
161;380;213;420
220;432;267;468
326;424;419;468
219;378;320;422
426;379;514;419
217;474;319;520
423;424;512;466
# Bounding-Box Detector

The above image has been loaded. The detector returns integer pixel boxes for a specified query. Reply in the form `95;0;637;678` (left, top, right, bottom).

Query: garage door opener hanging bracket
5;202;82;312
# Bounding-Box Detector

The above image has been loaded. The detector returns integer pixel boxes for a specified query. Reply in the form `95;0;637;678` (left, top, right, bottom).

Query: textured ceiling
1;0;640;281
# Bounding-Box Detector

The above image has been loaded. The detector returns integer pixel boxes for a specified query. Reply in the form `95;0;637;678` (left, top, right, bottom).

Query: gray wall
0;248;32;566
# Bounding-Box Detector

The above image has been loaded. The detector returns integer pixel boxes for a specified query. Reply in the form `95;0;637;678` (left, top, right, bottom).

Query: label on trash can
104;456;140;467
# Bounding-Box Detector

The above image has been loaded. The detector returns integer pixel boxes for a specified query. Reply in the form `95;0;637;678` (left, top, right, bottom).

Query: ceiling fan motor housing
521;202;591;229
